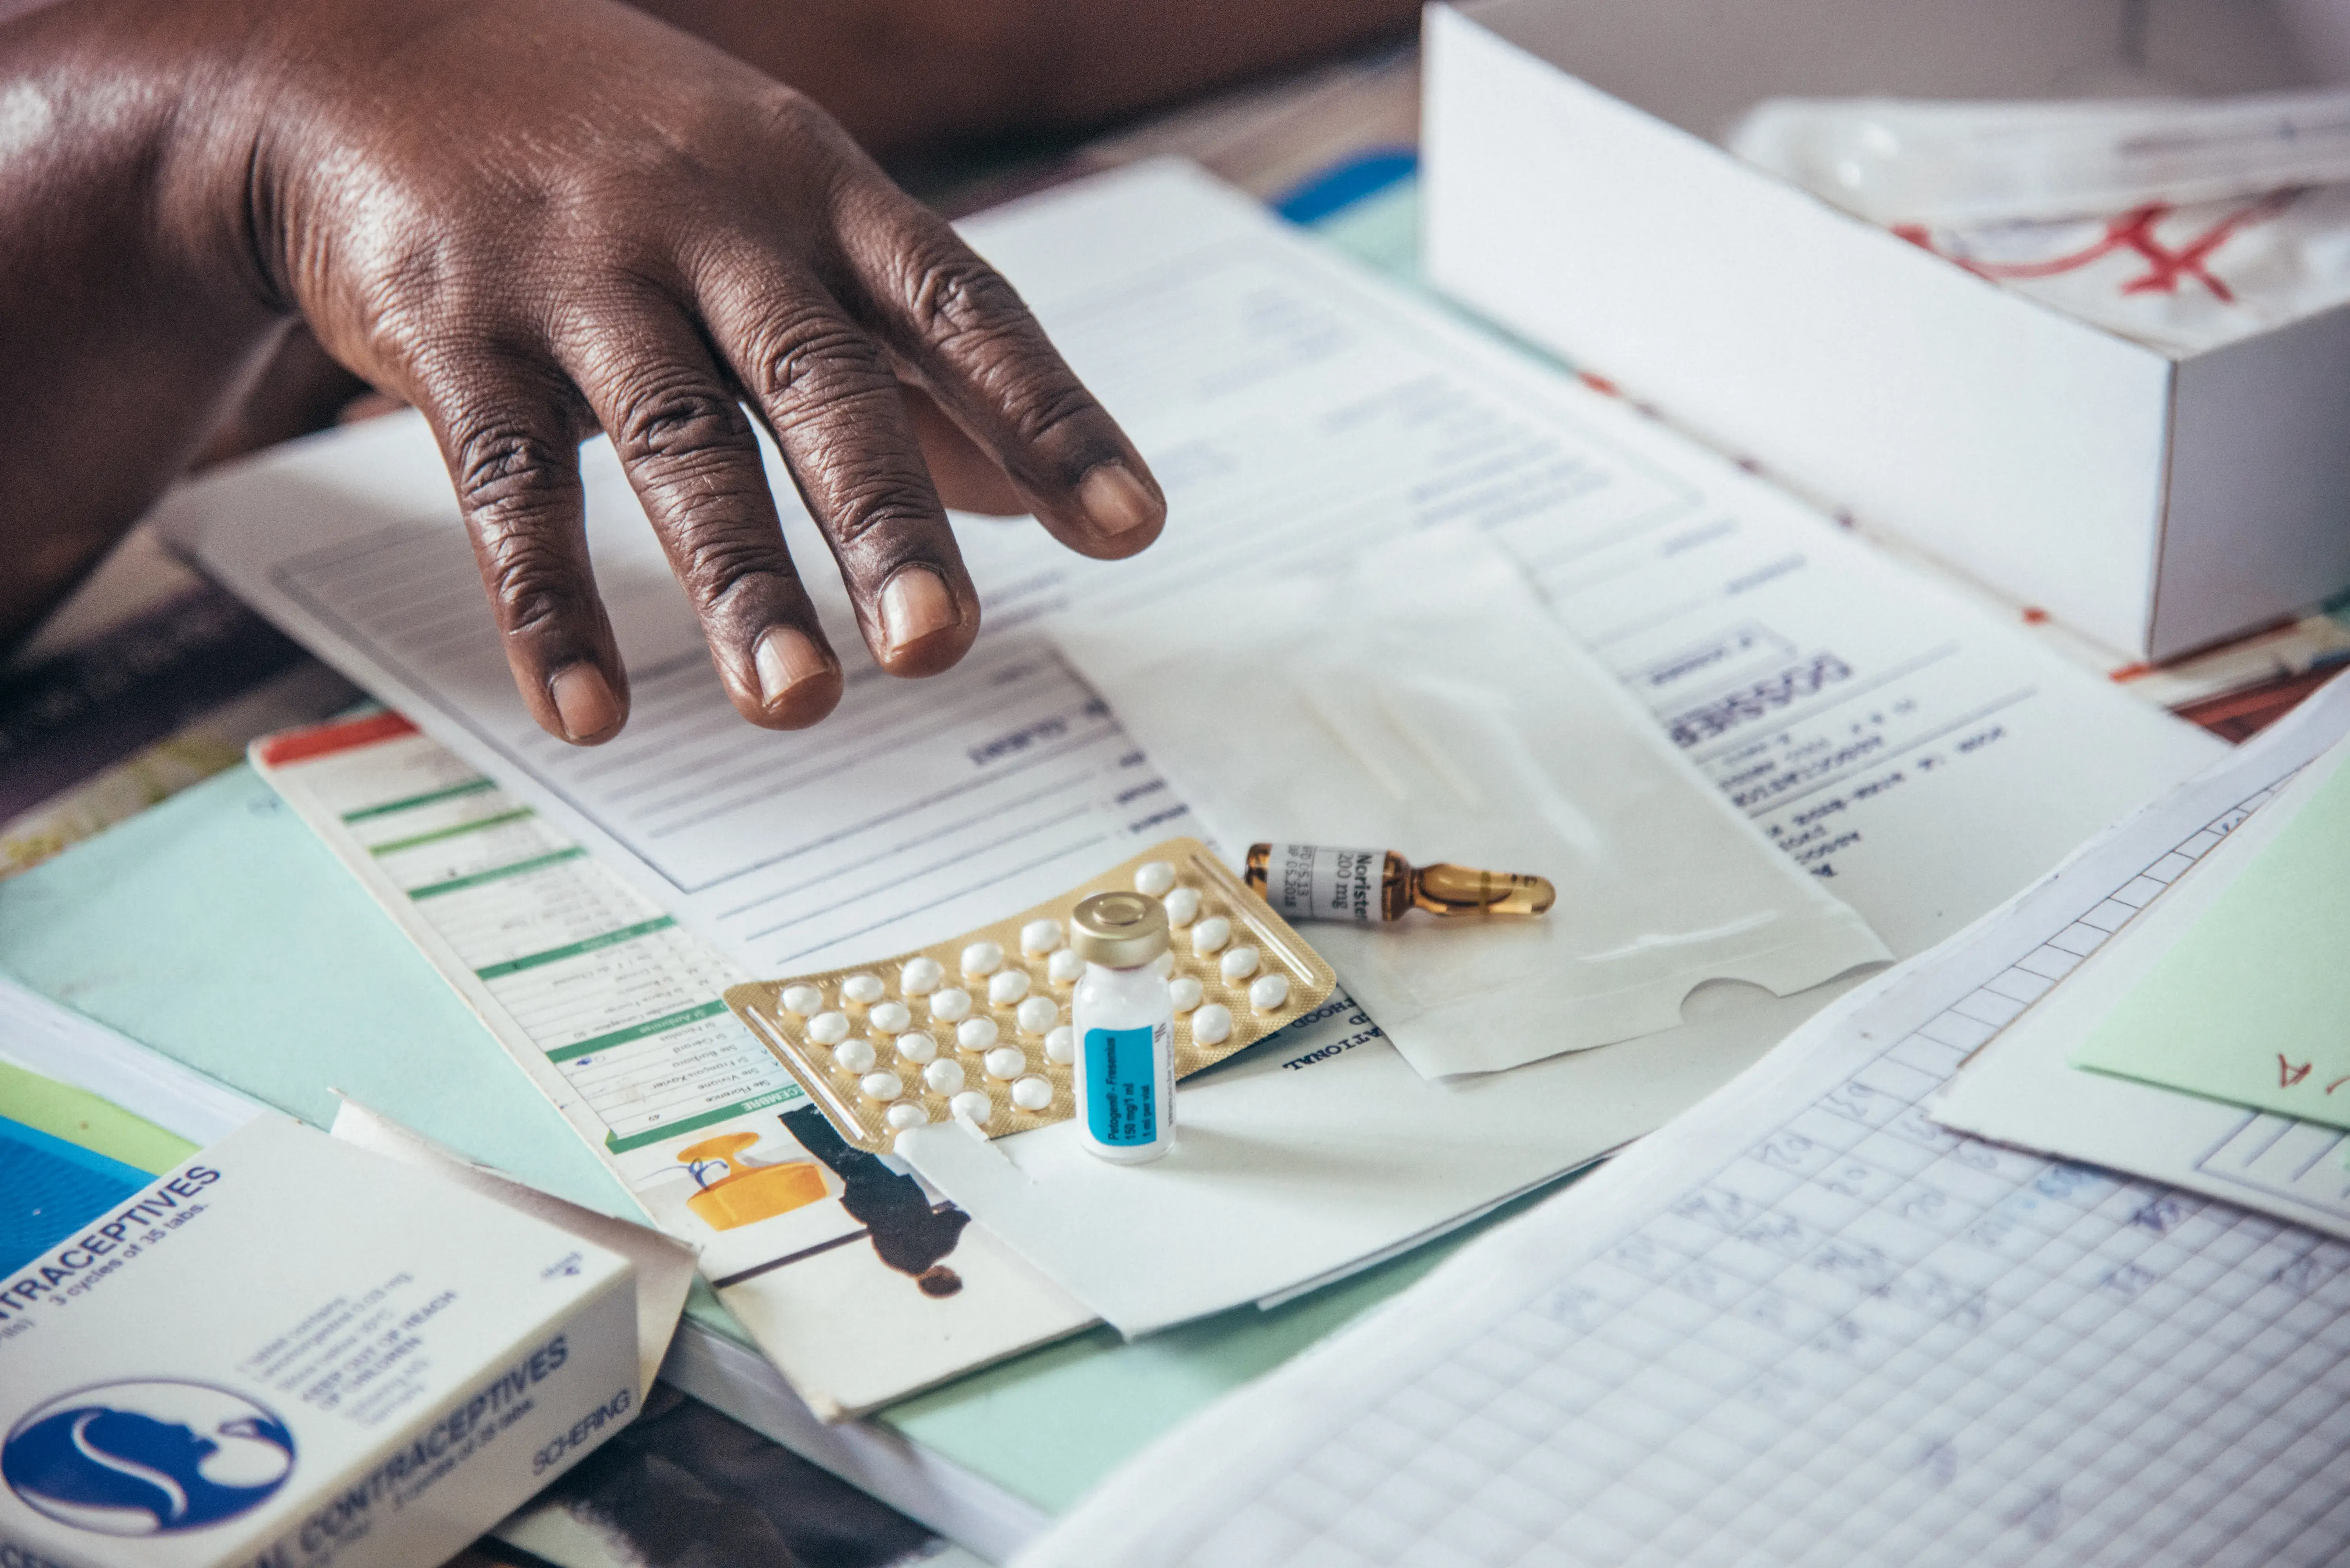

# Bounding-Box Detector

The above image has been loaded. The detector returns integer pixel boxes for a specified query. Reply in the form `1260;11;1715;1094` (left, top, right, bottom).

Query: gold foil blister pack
724;838;1335;1153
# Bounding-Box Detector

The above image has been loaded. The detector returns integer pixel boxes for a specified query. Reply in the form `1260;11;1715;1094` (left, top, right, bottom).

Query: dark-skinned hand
0;0;1166;741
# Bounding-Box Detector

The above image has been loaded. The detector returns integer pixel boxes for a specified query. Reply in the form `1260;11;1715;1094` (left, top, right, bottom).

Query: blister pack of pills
723;839;1337;1153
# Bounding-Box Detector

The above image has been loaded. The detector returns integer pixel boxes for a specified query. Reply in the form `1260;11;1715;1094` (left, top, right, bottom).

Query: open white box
1424;0;2350;661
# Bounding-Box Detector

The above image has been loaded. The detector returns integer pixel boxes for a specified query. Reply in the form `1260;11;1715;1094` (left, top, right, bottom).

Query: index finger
824;179;1167;562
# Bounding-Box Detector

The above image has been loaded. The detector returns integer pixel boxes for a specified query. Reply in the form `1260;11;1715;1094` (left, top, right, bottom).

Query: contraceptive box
1423;0;2350;661
0;1114;639;1568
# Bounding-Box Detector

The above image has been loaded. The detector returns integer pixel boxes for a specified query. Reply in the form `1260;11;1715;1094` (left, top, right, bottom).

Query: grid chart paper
1026;688;2350;1568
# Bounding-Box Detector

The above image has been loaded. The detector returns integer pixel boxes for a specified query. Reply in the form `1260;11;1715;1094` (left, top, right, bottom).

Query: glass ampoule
1243;842;1555;925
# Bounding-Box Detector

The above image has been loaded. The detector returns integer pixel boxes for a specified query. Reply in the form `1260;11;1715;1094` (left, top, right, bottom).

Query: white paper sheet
1931;696;2350;1238
1054;528;1890;1077
1015;646;2350;1568
160;161;2220;1333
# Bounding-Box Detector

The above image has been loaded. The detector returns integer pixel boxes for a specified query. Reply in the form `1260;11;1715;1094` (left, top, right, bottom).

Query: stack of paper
1932;674;2350;1235
160;161;2219;1338
1016;669;2350;1568
253;713;1091;1418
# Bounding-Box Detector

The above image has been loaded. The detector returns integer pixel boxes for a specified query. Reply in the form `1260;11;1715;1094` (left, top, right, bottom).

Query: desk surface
0;681;1503;1515
0;174;1464;1517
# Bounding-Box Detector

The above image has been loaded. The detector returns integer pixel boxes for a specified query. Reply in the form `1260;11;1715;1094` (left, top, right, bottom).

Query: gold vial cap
1070;891;1171;968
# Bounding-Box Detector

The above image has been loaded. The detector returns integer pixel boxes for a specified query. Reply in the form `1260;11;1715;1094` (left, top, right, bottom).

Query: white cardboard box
0;1115;639;1568
1423;0;2350;661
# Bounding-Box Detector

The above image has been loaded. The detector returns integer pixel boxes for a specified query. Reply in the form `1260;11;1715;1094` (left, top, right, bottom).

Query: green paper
2071;755;2350;1127
0;1057;197;1174
0;764;630;1215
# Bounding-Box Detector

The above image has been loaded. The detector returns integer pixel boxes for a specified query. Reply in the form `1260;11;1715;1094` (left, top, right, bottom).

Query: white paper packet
1890;185;2350;355
1729;91;2350;355
1051;529;1890;1079
1729;89;2350;227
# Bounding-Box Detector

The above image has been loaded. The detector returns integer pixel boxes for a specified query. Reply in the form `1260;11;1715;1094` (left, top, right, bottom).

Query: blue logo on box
3;1380;295;1535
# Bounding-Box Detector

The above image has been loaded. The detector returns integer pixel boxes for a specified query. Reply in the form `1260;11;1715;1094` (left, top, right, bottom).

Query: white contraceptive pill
736;838;1343;1155
859;1070;903;1102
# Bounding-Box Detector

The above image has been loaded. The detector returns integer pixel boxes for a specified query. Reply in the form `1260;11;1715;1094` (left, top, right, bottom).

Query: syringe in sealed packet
724;839;1335;1155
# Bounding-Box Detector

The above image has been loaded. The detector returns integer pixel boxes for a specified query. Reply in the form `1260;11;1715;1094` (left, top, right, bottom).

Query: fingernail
1078;462;1161;538
551;663;621;741
754;626;829;706
881;567;959;655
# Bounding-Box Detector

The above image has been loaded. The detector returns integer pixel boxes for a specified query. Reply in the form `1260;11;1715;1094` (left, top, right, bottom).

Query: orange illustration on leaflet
677;1132;829;1231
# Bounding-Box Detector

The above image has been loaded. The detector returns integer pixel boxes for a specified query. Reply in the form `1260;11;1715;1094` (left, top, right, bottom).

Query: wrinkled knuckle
997;377;1098;452
750;84;829;148
613;375;745;469
453;424;571;519
825;473;931;549
749;307;881;406
678;532;788;607
477;533;584;637
902;244;1023;346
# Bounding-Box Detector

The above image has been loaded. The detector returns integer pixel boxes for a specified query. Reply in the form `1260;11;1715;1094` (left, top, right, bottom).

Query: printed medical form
169;164;2212;981
168;162;2217;1331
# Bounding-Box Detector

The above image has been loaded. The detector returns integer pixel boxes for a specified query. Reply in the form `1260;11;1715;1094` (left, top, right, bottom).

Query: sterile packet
1886;185;2350;356
1729;91;2350;355
1729;89;2350;227
1051;529;1891;1079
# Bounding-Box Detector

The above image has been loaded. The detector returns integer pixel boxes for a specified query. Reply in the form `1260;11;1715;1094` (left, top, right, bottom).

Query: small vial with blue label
1069;891;1176;1164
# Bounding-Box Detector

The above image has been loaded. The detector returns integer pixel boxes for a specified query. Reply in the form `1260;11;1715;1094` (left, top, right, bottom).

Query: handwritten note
2071;747;2350;1128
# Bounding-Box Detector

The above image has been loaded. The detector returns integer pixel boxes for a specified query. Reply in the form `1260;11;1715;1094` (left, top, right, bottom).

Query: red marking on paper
1901;192;2299;302
2280;1054;2314;1088
255;710;419;767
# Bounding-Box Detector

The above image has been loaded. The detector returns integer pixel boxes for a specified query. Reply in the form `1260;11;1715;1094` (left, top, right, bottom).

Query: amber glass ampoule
1243;843;1555;925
